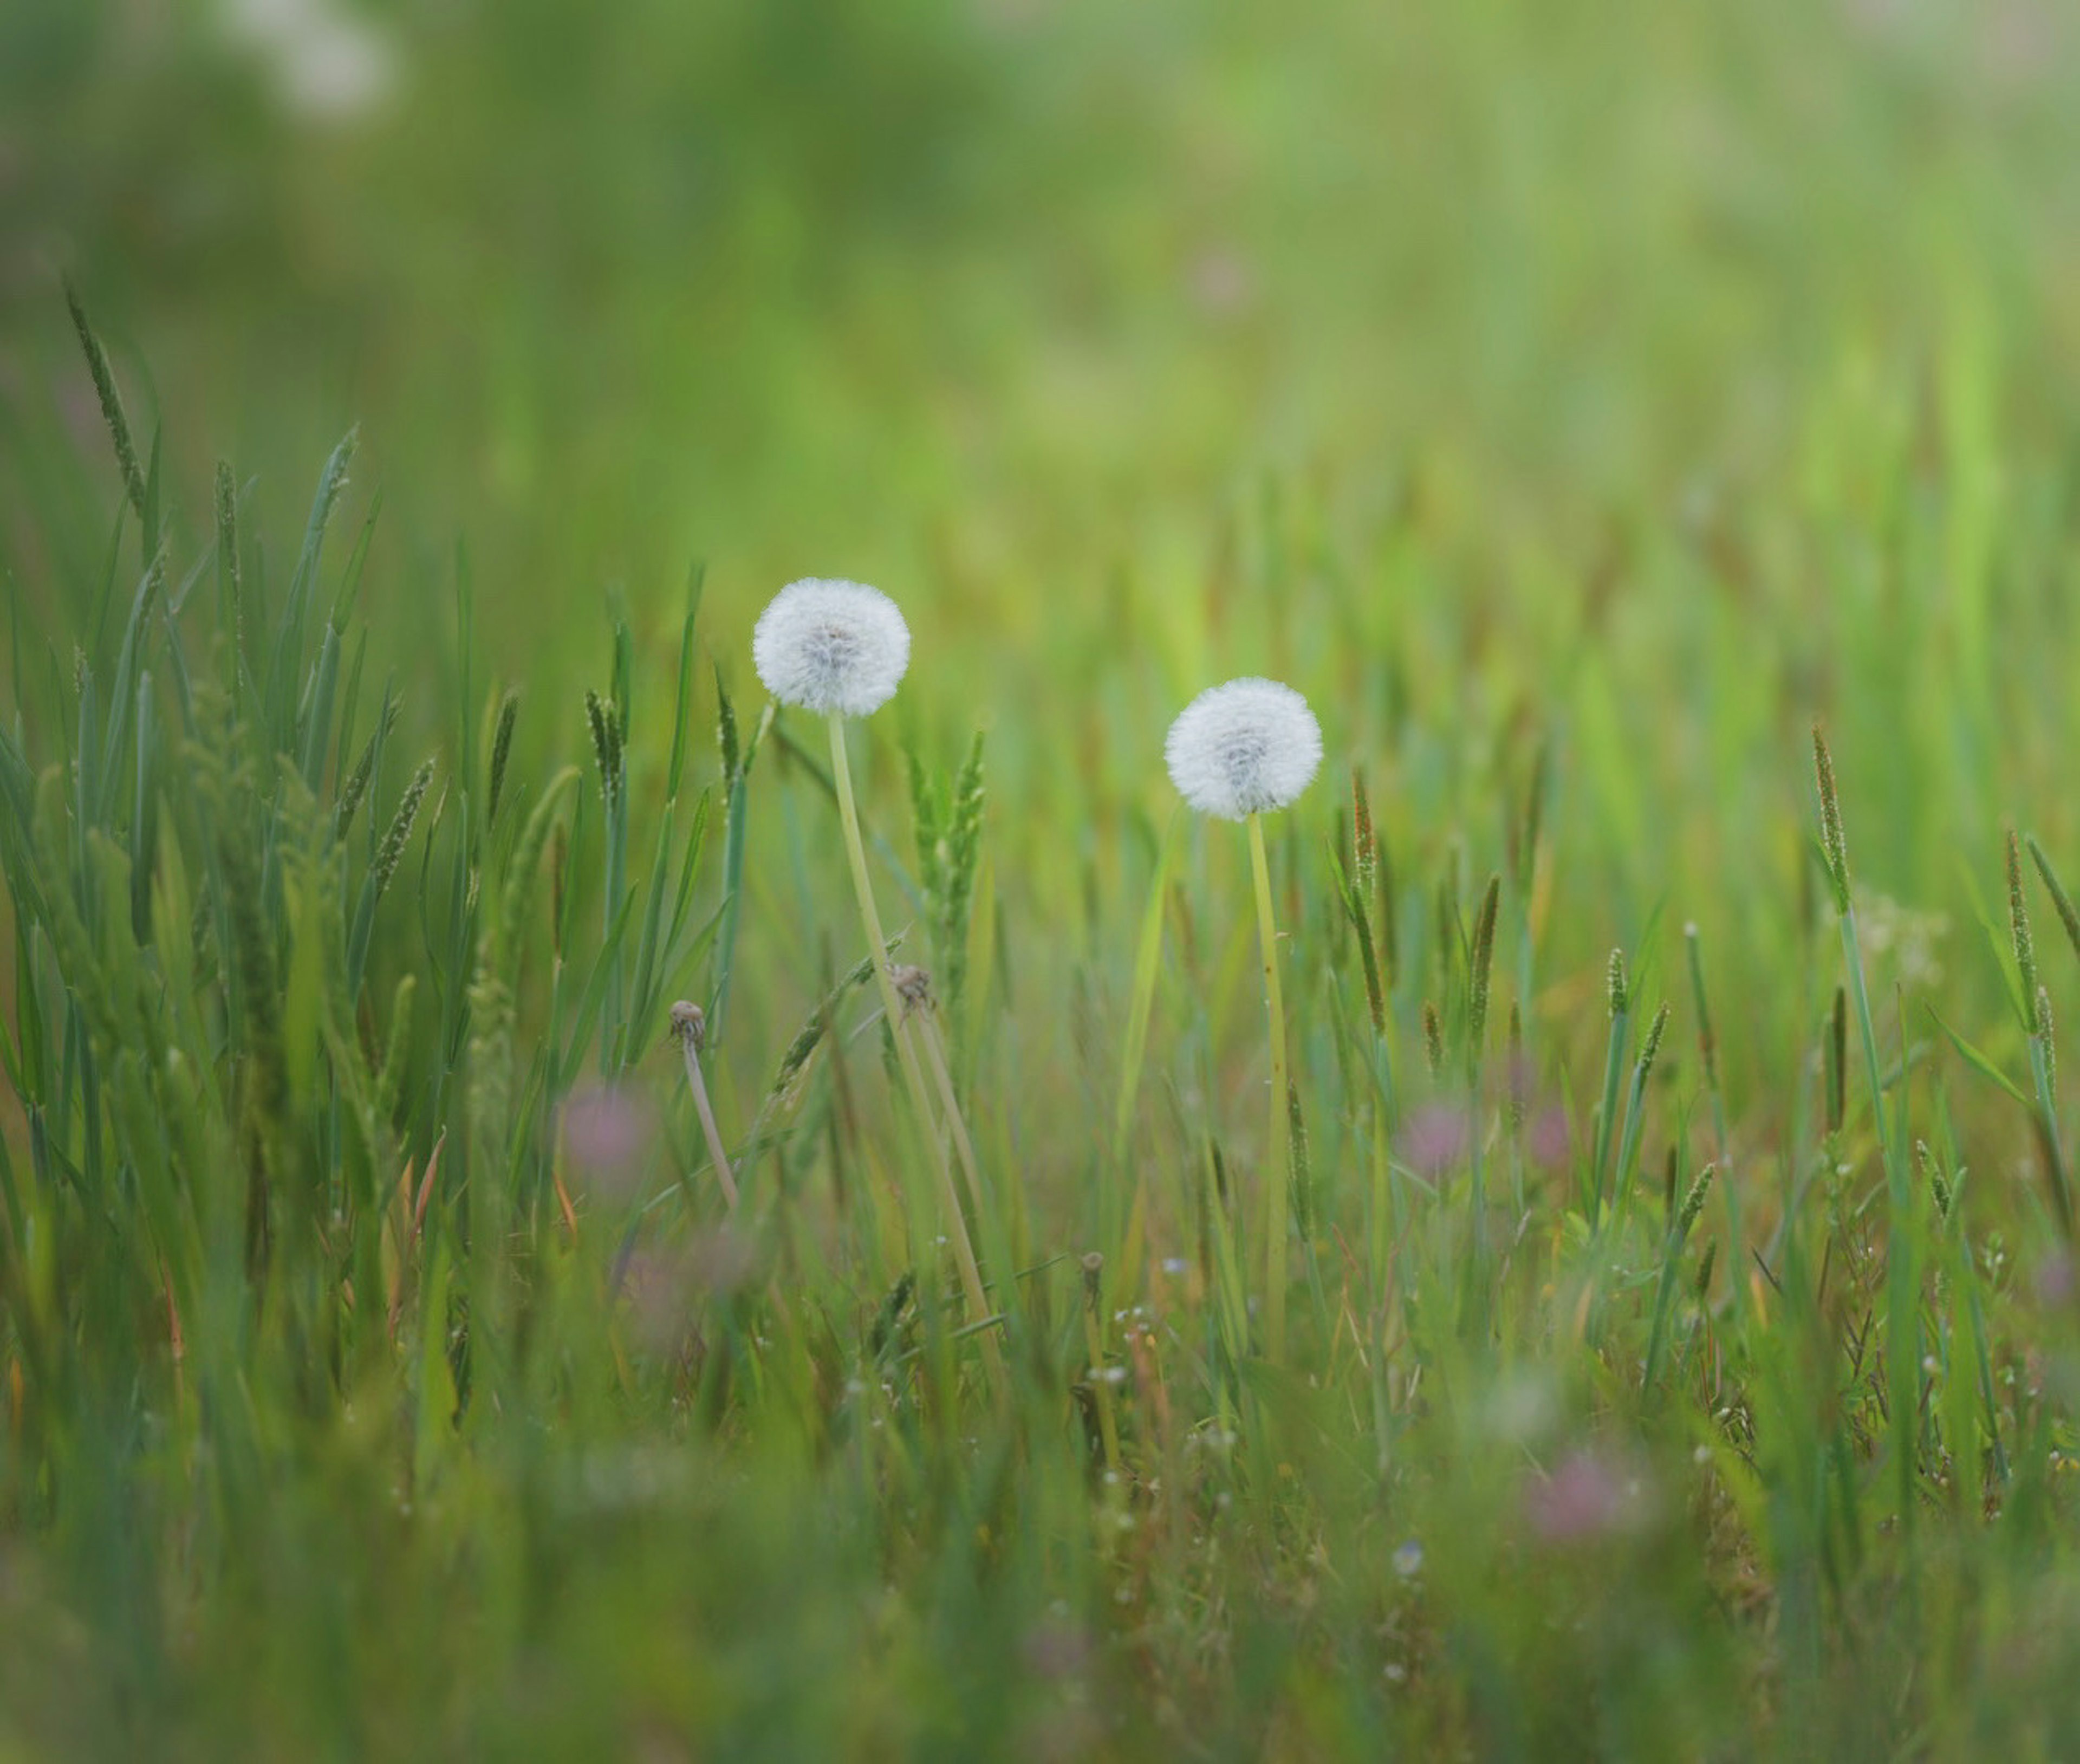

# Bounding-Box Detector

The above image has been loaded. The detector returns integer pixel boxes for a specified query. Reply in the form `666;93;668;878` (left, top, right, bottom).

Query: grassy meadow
7;1;2080;1756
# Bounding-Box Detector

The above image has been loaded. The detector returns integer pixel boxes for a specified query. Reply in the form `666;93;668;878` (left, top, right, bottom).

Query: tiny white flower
1164;677;1323;821
752;578;911;717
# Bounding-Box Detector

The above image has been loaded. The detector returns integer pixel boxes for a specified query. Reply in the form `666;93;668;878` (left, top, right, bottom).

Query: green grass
9;3;2080;1757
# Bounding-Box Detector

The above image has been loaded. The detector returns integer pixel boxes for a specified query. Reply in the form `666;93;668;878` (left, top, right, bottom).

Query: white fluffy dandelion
752;578;911;718
1164;677;1322;821
1164;674;1323;1365
753;573;999;1377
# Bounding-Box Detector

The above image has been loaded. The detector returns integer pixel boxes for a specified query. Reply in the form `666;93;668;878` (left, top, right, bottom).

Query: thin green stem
1685;924;1730;1167
1838;906;1917;1532
917;1002;1019;1320
1367;1053;1394;1310
1589;1007;1629;1227
1247;812;1292;1364
827;712;998;1378
1081;1257;1124;1486
676;1034;739;1212
2026;1034;2071;1235
916;1008;987;1225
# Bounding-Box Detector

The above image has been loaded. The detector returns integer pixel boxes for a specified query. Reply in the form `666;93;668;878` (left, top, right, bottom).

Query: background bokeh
12;8;2080;1756
8;0;2077;594
5;0;2080;1126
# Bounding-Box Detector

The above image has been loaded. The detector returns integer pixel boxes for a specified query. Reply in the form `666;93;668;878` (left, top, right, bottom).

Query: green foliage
907;730;987;1028
11;9;2080;1759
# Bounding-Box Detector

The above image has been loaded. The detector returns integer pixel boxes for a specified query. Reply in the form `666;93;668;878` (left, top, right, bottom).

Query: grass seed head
1678;1163;1715;1238
1695;1239;1718;1300
584;689;623;805
65;277;146;517
1917;1139;1954;1221
752;578;911;718
1812;722;1851;913
214;460;243;646
2040;985;2057;1107
1607;948;1629;1020
333;723;382;843
373;757;435;900
2009;830;2041;1032
1164;677;1322;821
1468;873;1501;1046
487;690;519;826
1351;770;1376;899
2026;835;2080;970
1638;1001;1671;1078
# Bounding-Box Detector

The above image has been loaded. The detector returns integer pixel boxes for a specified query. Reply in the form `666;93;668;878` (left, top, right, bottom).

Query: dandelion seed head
752;578;910;717
1164;677;1322;821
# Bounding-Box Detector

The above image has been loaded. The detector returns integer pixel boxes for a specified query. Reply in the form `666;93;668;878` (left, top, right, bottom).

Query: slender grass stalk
2026;834;2080;970
1246;812;1294;1363
1685;923;1729;1166
1202;1131;1252;1377
1588;948;1630;1227
828;711;997;1374
1814;723;1919;1536
1611;1000;1672;1225
1463;873;1502;1295
2010;832;2072;1234
1641;1161;1715;1400
1367;1059;1398;1321
1115;813;1179;1294
1081;1253;1125;1484
1505;1001;1526;1216
669;1002;738;1211
1513;736;1549;1019
909;990;987;1228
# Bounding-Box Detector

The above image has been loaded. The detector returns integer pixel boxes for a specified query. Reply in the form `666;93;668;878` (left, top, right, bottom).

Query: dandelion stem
1247;812;1293;1363
828;712;998;1376
675;1026;739;1212
915;1004;989;1231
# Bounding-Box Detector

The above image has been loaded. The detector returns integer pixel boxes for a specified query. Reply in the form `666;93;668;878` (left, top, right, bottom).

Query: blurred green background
8;0;2076;603
5;0;2080;1108
10;7;2080;1755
